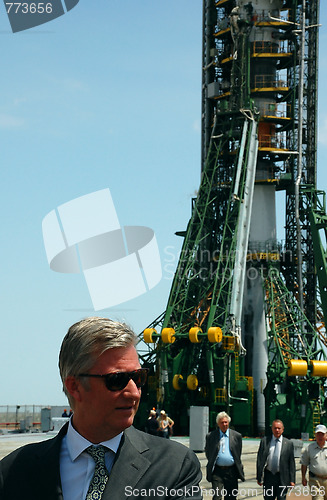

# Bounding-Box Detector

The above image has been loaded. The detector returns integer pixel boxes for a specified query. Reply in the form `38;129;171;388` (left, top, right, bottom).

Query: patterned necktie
85;445;109;500
270;438;280;474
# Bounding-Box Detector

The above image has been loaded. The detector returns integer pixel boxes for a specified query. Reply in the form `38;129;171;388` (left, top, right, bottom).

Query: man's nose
124;378;142;397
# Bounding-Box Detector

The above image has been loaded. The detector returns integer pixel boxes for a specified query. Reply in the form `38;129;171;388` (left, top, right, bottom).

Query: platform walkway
0;432;309;500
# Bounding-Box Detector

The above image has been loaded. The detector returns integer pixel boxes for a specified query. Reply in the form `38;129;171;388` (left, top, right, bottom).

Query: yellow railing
254;75;288;89
260;102;291;119
215;387;226;403
252;41;289;55
258;134;287;150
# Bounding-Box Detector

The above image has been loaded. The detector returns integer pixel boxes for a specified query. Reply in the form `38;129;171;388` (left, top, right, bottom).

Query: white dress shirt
215;429;235;467
59;418;122;500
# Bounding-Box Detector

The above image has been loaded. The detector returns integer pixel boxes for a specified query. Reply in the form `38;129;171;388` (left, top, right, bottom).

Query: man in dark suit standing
205;411;245;500
0;317;202;500
256;419;295;500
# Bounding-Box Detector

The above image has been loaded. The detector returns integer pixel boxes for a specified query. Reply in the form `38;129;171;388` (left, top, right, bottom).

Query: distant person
157;410;174;439
0;316;202;499
167;413;175;437
62;409;69;417
205;411;244;500
257;419;295;500
144;409;159;436
301;424;327;500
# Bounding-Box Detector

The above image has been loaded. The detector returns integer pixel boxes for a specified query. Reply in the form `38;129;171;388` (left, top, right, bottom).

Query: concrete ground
172;436;307;500
0;432;308;500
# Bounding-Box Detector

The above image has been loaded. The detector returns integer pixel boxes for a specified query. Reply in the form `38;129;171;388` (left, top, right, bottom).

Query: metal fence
0;405;69;432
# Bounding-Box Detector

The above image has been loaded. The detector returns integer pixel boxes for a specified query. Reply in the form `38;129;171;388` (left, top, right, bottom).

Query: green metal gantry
137;0;327;438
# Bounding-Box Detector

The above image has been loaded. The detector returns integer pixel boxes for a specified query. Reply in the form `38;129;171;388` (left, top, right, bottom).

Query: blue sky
0;1;326;406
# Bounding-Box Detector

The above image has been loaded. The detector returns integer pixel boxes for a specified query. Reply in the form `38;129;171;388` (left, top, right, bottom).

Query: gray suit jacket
256;435;295;486
0;423;202;499
205;428;245;483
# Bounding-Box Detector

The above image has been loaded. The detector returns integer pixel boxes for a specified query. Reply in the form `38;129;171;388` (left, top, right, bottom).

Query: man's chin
117;410;137;428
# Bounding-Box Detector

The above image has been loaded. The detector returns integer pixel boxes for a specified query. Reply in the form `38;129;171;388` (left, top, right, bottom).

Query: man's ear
65;376;83;403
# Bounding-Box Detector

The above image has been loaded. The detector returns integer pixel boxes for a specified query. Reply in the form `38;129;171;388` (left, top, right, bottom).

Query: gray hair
216;411;231;425
59;317;138;407
272;419;284;427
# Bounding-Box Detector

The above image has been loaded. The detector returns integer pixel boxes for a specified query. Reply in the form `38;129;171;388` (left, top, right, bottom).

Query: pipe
294;0;306;311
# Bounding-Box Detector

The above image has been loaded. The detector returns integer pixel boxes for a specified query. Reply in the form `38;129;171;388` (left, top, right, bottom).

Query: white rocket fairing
238;0;282;432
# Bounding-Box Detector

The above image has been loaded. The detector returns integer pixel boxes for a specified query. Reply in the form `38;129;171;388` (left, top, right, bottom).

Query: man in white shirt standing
301;424;327;500
257;419;295;500
0;317;202;500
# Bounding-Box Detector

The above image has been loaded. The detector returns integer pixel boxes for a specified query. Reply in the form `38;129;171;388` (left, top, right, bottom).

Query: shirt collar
66;418;123;462
315;440;327;449
271;435;283;444
219;428;229;438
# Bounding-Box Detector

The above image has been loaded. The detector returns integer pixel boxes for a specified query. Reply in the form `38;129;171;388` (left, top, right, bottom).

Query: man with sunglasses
0;317;202;500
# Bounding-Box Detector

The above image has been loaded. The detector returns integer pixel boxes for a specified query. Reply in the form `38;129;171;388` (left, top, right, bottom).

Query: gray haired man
0;317;203;500
205;411;245;500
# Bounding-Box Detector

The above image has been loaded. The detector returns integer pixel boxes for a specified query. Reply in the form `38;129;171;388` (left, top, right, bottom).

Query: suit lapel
214;429;221;451
38;449;63;500
33;423;68;500
263;436;271;465
229;430;235;452
280;437;287;463
281;437;286;452
102;427;151;500
211;429;221;469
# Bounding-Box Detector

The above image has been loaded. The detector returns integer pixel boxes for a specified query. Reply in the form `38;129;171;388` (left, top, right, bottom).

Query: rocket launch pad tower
140;0;327;437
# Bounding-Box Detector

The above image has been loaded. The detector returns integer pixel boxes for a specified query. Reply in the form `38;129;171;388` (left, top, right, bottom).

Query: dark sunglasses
78;368;149;391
